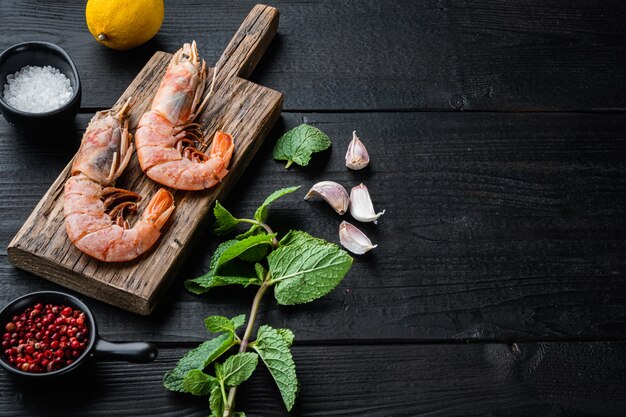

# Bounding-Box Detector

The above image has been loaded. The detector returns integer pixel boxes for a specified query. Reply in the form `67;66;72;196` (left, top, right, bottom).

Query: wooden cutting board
7;4;283;315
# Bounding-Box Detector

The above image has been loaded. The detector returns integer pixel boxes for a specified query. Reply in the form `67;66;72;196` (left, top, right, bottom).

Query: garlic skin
345;131;370;170
350;183;385;223
304;181;350;215
339;221;377;254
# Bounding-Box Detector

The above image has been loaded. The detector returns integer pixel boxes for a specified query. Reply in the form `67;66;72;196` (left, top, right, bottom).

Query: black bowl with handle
0;41;81;133
0;291;157;379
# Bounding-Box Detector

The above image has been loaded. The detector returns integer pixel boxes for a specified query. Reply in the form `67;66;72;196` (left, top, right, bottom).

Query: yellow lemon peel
86;0;164;50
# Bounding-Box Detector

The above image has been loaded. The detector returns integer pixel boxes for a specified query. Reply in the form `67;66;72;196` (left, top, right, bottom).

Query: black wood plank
0;342;624;416
1;111;625;342
1;0;626;111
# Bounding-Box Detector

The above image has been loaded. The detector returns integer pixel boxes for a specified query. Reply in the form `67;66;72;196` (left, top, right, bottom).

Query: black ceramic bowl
0;291;157;379
0;42;81;132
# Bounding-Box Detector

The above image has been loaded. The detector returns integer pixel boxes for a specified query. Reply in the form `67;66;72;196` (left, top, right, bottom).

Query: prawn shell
64;175;110;241
146;158;227;191
71;111;125;185
69;220;163;263
151;59;202;125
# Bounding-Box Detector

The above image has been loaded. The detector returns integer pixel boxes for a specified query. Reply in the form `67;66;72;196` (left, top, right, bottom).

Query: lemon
86;0;164;50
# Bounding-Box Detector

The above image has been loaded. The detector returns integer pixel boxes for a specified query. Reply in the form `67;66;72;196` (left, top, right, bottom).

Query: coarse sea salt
3;65;73;113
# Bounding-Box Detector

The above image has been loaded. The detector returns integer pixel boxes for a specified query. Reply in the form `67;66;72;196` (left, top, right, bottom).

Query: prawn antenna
116;96;134;119
196;64;219;117
209;64;218;96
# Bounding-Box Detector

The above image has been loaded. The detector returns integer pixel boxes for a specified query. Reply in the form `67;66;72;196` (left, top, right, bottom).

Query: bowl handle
93;338;158;363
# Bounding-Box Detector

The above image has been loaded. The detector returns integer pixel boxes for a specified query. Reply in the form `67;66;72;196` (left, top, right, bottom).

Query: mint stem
237;219;279;248
223;277;271;417
285;160;293;169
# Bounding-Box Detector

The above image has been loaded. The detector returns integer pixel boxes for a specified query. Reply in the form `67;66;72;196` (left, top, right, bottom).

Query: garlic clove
349;183;385;223
304;181;350;215
345;130;370;170
339;221;377;254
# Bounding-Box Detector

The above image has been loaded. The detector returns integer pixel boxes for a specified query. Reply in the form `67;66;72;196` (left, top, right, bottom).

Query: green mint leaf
272;124;331;169
238;243;270;263
236;224;264;240
209;384;224;417
205;316;234;334
186;240;259;294
232;412;246;417
205;314;247;337
254;186;301;222
255;263;267;282
222;352;259;387
275;328;295;347
215;362;224;380
279;230;326;248
268;232;353;305
209;240;239;268
231;314;246;331
204;314;246;335
213;201;239;235
182;369;217;396
216;234;276;270
252;325;298;411
185;240;240;293
185;281;210;295
163;333;234;392
186;274;259;294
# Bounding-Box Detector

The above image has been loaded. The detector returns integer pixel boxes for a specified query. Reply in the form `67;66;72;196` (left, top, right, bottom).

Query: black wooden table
2;1;626;416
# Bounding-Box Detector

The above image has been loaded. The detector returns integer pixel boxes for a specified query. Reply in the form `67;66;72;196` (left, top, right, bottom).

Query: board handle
215;4;279;83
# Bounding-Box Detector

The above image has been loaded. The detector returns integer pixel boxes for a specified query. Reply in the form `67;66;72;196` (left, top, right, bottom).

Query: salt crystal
2;65;74;113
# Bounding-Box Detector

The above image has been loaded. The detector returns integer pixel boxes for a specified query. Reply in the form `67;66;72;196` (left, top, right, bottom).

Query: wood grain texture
0;342;624;416
2;0;626;111
2;2;626;416
6;5;283;315
2;111;625;341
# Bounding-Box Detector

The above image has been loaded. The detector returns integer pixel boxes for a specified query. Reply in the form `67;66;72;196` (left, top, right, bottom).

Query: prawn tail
143;188;175;230
209;130;234;163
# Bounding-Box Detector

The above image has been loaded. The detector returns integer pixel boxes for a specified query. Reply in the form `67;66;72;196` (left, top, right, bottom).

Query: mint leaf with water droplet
273;124;331;169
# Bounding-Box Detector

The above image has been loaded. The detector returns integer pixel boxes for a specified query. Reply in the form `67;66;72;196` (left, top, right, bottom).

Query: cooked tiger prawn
135;41;234;191
63;98;175;262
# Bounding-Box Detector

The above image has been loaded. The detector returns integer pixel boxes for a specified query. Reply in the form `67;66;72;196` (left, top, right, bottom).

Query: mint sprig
272;124;331;169
167;187;353;416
